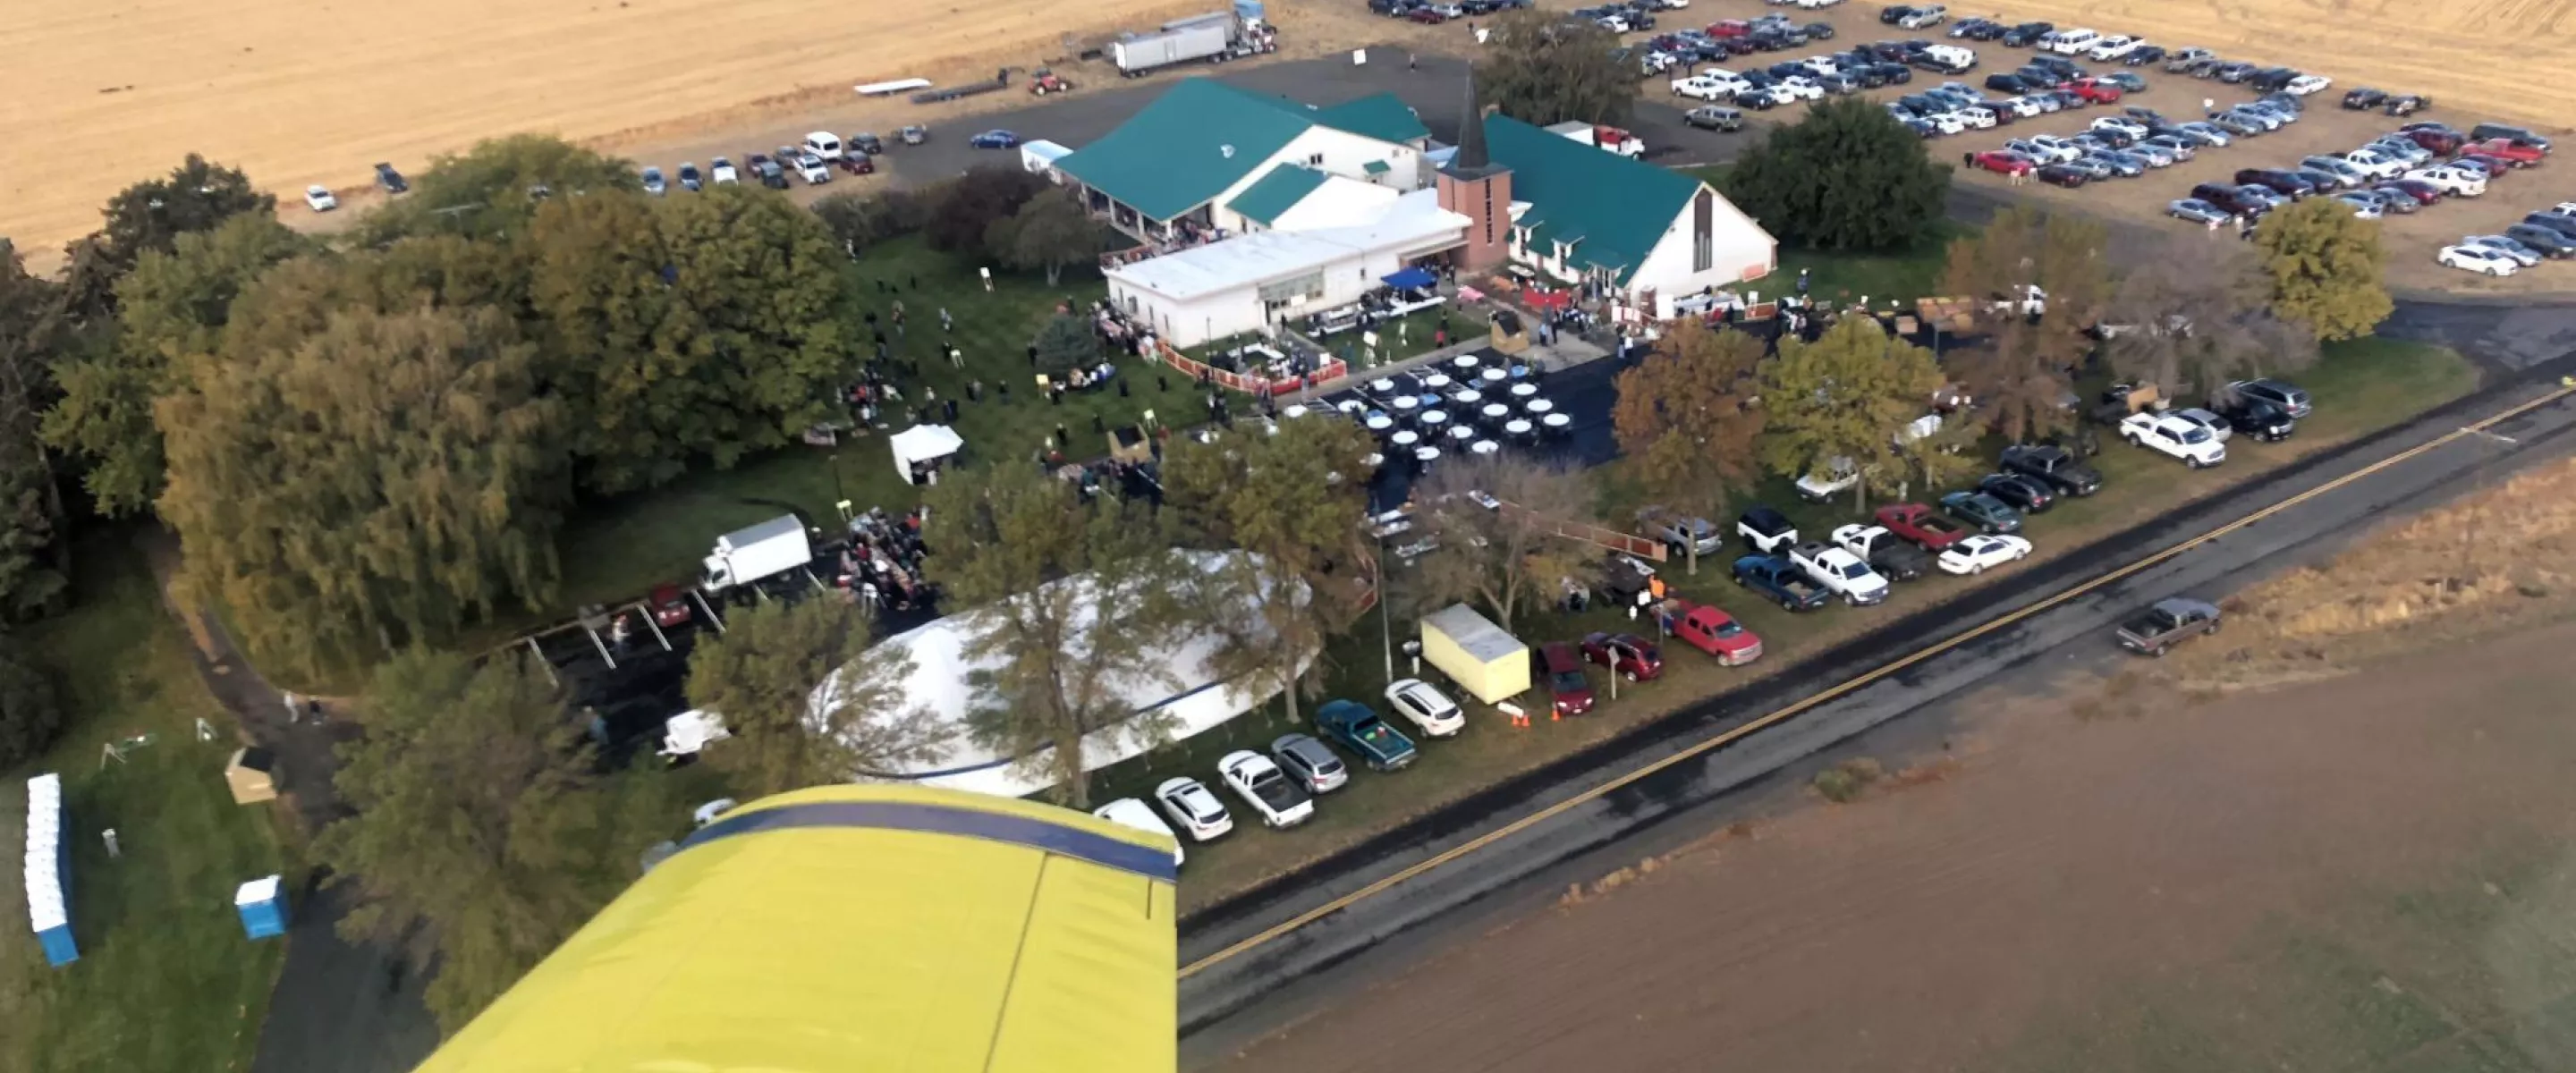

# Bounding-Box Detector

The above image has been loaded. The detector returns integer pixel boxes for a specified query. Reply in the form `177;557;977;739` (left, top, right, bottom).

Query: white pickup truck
1789;540;1890;605
2121;410;2227;468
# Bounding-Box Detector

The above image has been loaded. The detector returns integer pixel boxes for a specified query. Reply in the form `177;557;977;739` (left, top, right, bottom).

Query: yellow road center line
1181;383;2576;980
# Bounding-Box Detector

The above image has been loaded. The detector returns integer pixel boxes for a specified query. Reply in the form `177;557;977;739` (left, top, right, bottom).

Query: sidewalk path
138;529;441;1073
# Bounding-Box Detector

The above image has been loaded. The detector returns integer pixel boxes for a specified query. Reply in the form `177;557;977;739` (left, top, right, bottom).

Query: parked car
1384;678;1464;738
1269;733;1349;795
2121;410;2227;467
1153;777;1233;842
1976;472;2055;513
1874;502;1970;551
1938;489;2024;532
708;157;739;184
374;162;409;194
1218;750;1315;828
641;166;668;195
2468;123;2552;154
1999;21;2054;46
2502;225;2576;258
2226;378;2310;418
1936;533;2033;575
1972;148;2037;174
969;130;1022;149
1737;505;1799;553
1660;599;1765;663
1091;798;1185;866
1538;641;1597;716
898;124;929;145
2036;162;2091;187
2209;396;2295;441
1732;553;1833;611
676;162;702;191
2116;596;2223;656
2169;197;2230;224
1998;444;2103;495
1314;698;1418;770
2402;165;2486;197
1580;632;1665;680
1828;523;1933;580
2463;139;2546;167
1644;510;1725;559
792;152;832;184
302;184;337;212
1787;541;1890;605
1685;105;1745;131
2439;244;2521;276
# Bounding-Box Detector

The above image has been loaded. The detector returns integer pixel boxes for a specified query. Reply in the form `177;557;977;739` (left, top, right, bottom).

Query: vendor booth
890;424;963;486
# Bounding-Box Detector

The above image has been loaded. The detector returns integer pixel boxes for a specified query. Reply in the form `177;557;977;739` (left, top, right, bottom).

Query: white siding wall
1108;248;1385;347
1628;184;1777;317
1267;128;1426;193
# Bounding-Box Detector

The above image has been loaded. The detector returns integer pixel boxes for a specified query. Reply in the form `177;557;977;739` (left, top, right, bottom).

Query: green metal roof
1225;165;1330;226
1484;114;1701;285
1054;80;1319;222
1313;93;1431;144
1360;159;1391;175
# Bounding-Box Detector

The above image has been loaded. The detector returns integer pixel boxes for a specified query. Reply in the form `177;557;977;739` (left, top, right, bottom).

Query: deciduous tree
1938;207;2108;444
157;303;568;676
925;166;1052;258
1475;10;1634;126
95;155;273;272
683;597;942;798
924;464;1187;807
1757;316;1948;510
1163;418;1377;722
1724;98;1949;251
812;189;930;252
1611;321;1766;573
320;650;673;1031
44;215;310;517
364;134;636;242
1409;454;1600;633
2255;198;2392;341
0;246;70;617
2101;232;2316;397
990;192;1103;286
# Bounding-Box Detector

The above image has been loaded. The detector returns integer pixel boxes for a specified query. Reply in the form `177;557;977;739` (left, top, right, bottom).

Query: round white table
1370;378;1399;394
1481;403;1512;424
1423;373;1453;390
1451;388;1483;407
1420;410;1450;428
1446;425;1477;444
1414;446;1441;463
1525;398;1555;417
1452;355;1481;372
1282;404;1309;419
1504;418;1533;440
1480;368;1509;385
1335;399;1367;416
1391;430;1420;448
1510;382;1539;400
1391;395;1419;413
1366;416;1394;433
1543;412;1572;435
1472;439;1500;455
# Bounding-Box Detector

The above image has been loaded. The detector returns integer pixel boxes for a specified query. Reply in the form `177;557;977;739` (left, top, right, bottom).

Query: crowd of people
836;506;935;616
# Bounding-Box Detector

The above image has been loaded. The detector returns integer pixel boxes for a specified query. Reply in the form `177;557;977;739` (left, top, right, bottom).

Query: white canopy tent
889;424;964;486
809;551;1311;798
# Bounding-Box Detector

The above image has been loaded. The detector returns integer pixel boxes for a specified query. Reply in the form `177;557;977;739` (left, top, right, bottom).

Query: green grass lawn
533;237;1207;625
0;533;291;1073
1131;337;2479;914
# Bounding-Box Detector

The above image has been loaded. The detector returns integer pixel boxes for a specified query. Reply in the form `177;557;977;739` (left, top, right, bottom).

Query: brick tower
1435;72;1512;273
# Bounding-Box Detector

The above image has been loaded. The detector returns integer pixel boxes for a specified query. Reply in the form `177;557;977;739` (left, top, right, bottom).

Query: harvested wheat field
0;0;1214;258
1924;0;2576;128
1216;621;2576;1073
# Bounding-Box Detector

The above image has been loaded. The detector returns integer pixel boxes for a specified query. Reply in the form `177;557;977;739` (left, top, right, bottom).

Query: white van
802;131;843;161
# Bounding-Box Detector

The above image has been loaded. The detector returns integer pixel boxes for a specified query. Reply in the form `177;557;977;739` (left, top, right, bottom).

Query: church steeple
1442;68;1498;178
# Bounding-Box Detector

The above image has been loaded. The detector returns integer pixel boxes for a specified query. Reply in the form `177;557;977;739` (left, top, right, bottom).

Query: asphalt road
1176;349;2576;1042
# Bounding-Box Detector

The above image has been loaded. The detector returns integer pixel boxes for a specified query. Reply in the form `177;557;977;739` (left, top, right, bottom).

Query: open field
0;0;1273;261
0;534;291;1073
1214;616;2576;1072
1110;326;2477;914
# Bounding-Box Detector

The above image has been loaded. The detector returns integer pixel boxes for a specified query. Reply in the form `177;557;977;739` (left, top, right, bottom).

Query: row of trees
0;141;1109;677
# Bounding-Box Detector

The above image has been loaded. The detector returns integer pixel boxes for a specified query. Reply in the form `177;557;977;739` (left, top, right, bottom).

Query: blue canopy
1382;267;1437;291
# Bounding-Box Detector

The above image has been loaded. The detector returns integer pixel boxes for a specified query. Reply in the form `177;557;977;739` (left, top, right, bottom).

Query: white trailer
701;515;814;591
1114;21;1232;76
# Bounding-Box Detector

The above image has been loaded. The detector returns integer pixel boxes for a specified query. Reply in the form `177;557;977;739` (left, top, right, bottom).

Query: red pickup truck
1874;503;1970;552
1657;599;1764;666
2065;78;2123;104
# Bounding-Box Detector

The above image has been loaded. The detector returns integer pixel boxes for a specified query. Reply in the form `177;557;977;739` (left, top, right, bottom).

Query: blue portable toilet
24;773;76;967
236;874;289;941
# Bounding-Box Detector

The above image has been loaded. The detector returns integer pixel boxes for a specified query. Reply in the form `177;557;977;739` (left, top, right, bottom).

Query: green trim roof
1360;159;1391;175
1225;165;1330;226
1054;80;1318;222
1484;114;1701;285
1313;93;1431;144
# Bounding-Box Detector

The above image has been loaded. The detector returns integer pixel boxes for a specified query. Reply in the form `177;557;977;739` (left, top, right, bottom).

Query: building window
1257;271;1326;304
1692;190;1715;274
1481;183;1494;245
1309;153;1324;165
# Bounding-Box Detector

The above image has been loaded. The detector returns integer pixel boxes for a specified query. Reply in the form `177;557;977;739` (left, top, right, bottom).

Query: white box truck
701;515;814;591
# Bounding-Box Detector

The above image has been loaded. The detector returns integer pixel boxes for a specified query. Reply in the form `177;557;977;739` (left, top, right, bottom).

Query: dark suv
2470;123;2553;154
2235;167;2318;199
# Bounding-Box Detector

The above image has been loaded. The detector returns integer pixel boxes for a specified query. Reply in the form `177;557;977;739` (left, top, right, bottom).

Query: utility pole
2458;425;2518;586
